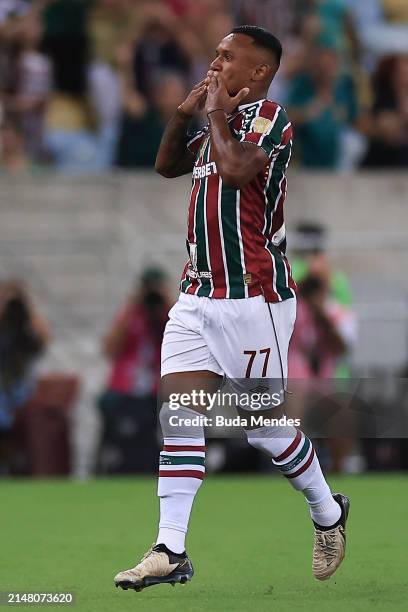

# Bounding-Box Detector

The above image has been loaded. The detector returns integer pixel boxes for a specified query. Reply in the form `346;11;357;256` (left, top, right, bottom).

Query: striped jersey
180;99;297;302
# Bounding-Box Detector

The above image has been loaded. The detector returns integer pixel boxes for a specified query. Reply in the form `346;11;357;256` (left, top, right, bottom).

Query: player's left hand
205;71;249;115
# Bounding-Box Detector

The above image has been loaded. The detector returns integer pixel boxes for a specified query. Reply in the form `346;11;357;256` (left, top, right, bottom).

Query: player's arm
155;80;207;178
205;73;269;189
208;112;269;188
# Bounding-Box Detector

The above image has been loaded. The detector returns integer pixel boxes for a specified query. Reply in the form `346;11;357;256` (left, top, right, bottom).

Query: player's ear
252;63;269;82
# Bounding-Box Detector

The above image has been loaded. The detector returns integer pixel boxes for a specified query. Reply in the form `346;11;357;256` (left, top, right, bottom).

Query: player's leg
156;371;221;555
114;371;221;591
242;299;348;580
114;294;223;591
245;422;349;580
202;295;349;580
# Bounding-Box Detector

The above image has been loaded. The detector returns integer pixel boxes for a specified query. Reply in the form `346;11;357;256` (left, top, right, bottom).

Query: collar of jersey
237;99;266;111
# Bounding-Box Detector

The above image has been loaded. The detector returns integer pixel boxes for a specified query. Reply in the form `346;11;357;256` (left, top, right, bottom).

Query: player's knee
159;402;205;440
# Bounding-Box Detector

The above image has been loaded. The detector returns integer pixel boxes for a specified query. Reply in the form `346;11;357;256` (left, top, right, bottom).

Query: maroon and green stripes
194;155;212;296
195;139;214;297
218;186;246;298
266;243;296;302
159;444;206;480
273;432;315;480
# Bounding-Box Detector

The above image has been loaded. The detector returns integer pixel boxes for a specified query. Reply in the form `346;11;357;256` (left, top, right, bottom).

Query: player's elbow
154;160;175;178
217;161;238;188
218;155;255;188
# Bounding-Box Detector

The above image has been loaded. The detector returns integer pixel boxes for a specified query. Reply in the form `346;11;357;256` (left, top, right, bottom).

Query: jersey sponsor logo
193;161;218;179
187;266;213;279
253;117;273;134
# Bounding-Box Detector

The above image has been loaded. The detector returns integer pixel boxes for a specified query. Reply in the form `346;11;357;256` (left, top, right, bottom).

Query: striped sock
157;437;205;554
272;430;316;485
272;431;341;525
246;426;341;526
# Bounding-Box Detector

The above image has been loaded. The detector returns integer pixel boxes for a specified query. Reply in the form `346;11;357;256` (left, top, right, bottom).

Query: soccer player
114;25;349;592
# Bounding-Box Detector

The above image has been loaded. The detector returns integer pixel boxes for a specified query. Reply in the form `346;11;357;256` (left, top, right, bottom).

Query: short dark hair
230;25;282;67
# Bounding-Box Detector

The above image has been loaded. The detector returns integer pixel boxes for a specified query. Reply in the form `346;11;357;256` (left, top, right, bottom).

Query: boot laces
315;529;339;565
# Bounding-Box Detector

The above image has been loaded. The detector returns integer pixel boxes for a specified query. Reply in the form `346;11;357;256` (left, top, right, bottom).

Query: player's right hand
178;80;208;117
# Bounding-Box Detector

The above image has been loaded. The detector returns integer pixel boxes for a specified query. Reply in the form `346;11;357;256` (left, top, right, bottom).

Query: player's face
209;34;265;95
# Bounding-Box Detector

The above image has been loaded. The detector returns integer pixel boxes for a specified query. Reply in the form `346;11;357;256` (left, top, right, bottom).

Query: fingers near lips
195;71;221;94
195;85;207;97
206;69;221;82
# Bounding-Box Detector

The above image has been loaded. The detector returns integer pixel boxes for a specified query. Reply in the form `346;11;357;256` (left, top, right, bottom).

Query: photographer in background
289;273;357;473
289;274;355;380
0;280;49;474
98;267;170;474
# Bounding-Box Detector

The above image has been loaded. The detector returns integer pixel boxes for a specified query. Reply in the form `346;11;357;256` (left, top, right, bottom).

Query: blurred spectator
160;2;236;87
87;0;142;69
101;267;170;402
345;0;408;70
0;12;52;162
86;0;142;168
39;0;100;173
41;0;89;97
87;60;122;169
116;71;189;168
287;43;364;169
0;0;29;24
291;222;356;382
43;92;100;173
127;4;191;101
0;117;30;174
383;0;408;23
289;274;356;379
288;273;357;473
232;0;299;44
361;54;408;168
97;267;170;473
0;280;49;474
291;223;352;307
163;0;190;17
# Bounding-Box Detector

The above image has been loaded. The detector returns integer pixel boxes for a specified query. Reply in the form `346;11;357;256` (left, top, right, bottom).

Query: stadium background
0;2;407;610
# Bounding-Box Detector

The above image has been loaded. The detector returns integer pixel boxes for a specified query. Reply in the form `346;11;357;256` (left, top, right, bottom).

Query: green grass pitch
1;475;407;611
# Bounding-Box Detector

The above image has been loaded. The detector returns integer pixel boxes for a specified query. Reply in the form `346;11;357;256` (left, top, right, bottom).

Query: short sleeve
241;103;293;159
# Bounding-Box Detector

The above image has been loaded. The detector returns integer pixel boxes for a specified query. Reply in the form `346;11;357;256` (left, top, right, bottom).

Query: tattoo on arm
155;110;195;178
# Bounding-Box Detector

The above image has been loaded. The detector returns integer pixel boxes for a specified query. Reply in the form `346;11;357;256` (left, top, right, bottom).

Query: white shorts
161;293;296;381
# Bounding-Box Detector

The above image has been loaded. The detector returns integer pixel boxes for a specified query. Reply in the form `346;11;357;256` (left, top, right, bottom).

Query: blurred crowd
1;0;408;174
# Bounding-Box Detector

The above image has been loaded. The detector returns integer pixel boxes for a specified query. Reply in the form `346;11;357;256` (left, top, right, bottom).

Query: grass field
1;475;407;611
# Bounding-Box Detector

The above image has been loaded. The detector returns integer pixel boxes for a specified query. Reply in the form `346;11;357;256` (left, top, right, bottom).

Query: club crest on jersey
253;117;273;134
193;161;218;179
